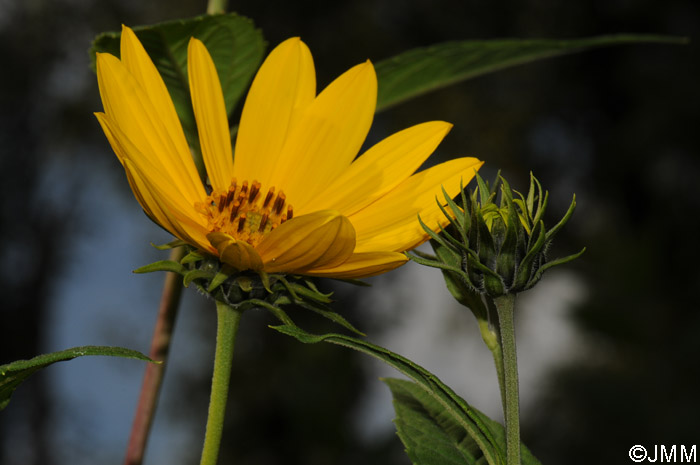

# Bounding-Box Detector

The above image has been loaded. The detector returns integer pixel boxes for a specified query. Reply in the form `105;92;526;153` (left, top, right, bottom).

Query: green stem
206;0;228;14
199;301;242;465
494;294;520;465
483;296;506;415
476;316;506;415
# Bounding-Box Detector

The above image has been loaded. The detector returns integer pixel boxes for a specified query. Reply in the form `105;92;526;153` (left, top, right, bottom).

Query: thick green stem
206;0;228;14
199;302;242;465
494;294;520;465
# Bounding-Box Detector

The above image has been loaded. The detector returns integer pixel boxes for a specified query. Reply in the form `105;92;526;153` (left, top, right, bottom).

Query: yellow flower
95;26;483;279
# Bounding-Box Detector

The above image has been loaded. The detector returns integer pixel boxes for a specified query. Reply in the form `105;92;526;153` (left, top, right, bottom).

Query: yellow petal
119;26;198;190
96;111;158;222
269;61;377;209
96;52;205;204
96;112;194;216
255;210;355;273
307;121;453;215
188;38;235;192
208;232;264;271
233;38;316;187
96;112;211;251
351;157;484;253
303;252;408;279
123;158;213;252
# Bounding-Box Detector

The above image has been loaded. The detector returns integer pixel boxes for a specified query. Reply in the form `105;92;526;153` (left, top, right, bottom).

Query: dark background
1;0;698;464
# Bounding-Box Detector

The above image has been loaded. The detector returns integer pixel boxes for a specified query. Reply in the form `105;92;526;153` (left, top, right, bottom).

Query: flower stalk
494;294;520;465
200;301;243;465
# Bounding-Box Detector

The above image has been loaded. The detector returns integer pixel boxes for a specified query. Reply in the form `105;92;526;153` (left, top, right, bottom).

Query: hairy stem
199;301;242;465
494;294;520;465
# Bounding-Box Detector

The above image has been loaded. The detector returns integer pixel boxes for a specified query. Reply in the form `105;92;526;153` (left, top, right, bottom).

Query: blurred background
0;0;697;464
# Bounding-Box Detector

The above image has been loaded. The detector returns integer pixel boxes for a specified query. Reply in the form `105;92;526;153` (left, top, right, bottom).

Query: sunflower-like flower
95;26;482;279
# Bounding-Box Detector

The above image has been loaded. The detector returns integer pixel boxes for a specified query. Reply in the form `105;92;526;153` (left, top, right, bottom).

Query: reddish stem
124;247;185;465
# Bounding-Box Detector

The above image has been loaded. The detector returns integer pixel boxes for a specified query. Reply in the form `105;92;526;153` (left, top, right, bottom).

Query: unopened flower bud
413;172;584;299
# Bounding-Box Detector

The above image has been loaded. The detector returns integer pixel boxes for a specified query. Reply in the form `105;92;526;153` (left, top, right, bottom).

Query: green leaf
385;378;542;465
90;13;265;173
1;346;154;411
375;34;687;111
270;324;505;465
386;378;482;464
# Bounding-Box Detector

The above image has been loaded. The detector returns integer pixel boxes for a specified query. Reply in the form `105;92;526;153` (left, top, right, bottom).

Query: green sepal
475;172;493;208
435;201;469;252
483;270;506;297
467;192;480;253
208;265;234;293
511;220;547;291
442;185;467;231
180;250;205;264
418;214;454;253
495;185;519;286
464;253;501;284
432;241;487;320
183;269;215;287
475;209;497;270
545;194;577;243
529;174;548;228
242;298;294;325
258;270;272;293
525;173;536;219
234;276;254;293
151;239;188;250
1;346;155;411
526;247;586;290
412;249;438;261
279;277;333;304
133;260;186;275
409;251;472;283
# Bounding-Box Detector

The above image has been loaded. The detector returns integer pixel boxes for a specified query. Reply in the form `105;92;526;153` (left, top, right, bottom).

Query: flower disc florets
413;173;584;299
196;178;293;248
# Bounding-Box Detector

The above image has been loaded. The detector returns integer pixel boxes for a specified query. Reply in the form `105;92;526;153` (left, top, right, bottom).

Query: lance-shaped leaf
271;324;506;465
1;346;154;410
374;34;687;111
385;378;543;465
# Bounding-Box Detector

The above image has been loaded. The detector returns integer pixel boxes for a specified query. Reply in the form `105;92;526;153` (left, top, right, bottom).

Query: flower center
196;179;293;247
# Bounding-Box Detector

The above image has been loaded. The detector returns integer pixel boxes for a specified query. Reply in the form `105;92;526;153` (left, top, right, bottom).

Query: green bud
414;172;584;299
